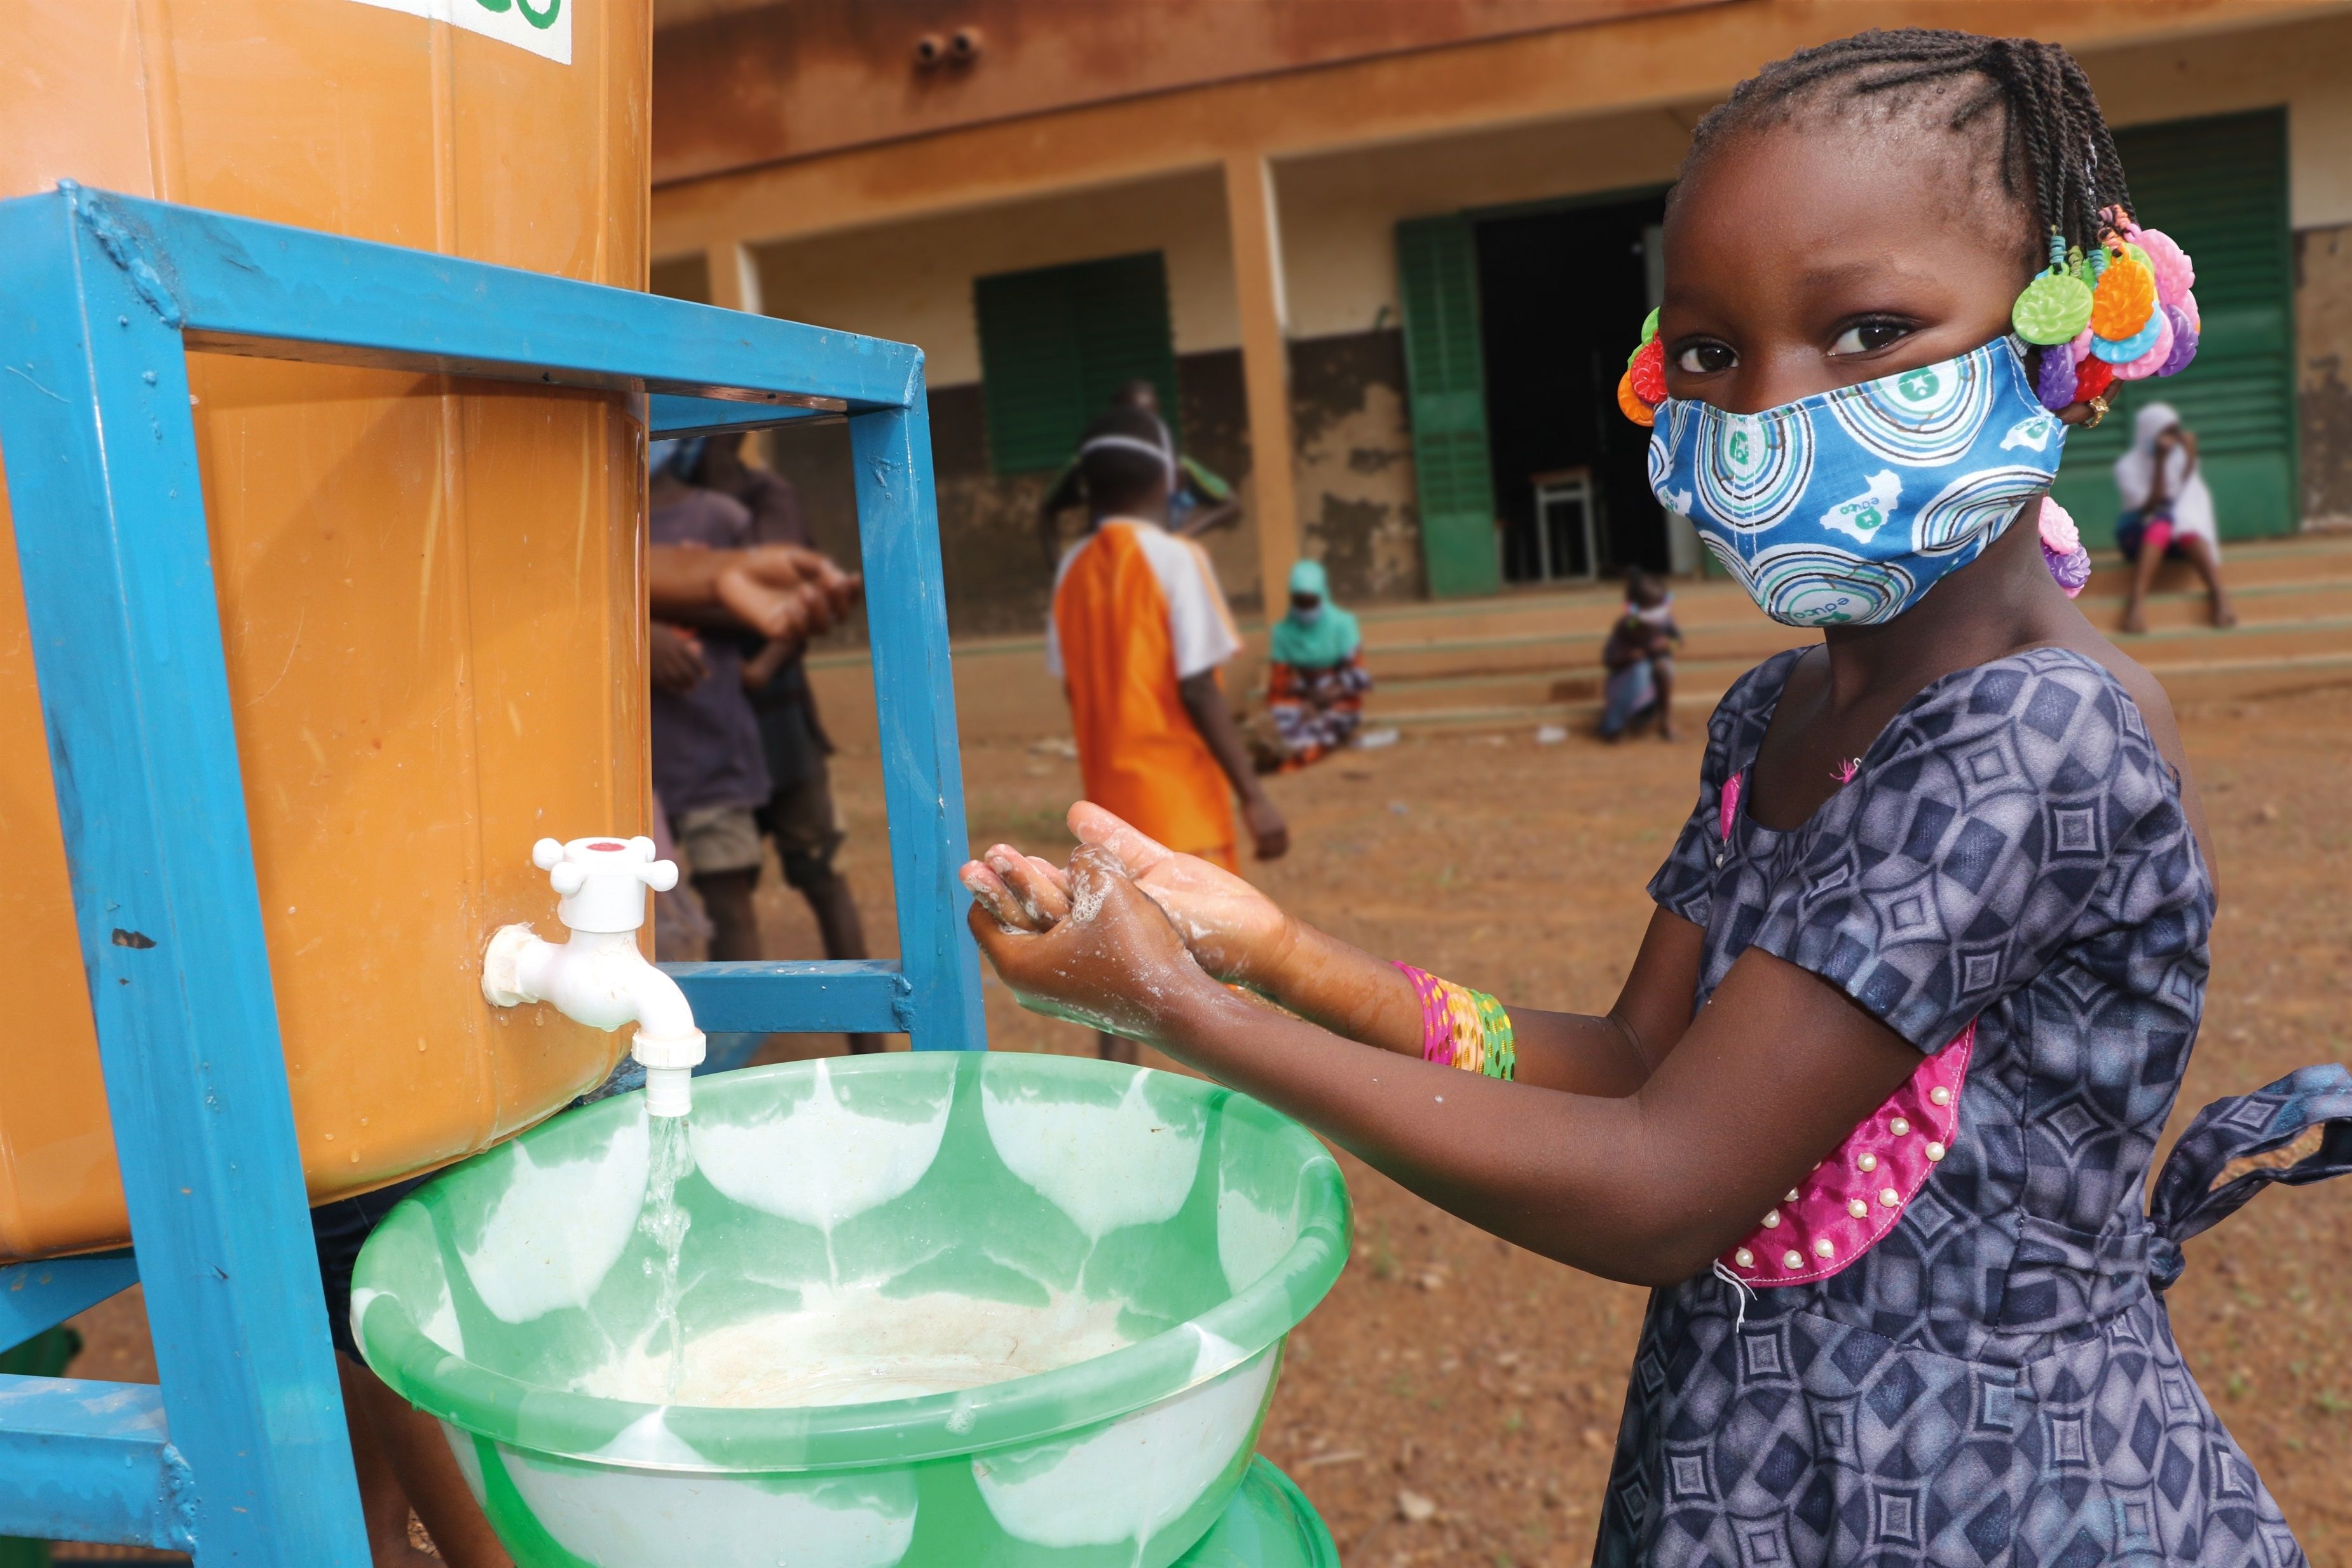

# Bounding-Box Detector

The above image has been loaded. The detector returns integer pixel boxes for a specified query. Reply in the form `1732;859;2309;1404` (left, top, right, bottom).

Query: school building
648;0;2352;640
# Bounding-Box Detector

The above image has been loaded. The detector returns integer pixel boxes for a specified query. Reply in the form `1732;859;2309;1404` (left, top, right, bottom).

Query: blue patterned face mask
1646;337;2064;627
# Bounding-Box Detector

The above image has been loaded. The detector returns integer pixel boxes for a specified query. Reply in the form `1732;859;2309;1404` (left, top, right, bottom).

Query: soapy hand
1067;804;1297;986
963;843;1221;1043
960;804;1299;990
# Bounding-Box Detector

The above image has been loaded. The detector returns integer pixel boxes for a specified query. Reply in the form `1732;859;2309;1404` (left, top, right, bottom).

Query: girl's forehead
1664;119;2025;297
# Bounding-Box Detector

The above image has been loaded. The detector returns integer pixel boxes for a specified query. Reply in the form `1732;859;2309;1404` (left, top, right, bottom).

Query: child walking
964;31;2349;1566
1045;405;1288;1061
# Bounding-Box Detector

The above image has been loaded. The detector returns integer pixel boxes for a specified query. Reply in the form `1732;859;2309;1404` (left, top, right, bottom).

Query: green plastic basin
352;1053;1350;1567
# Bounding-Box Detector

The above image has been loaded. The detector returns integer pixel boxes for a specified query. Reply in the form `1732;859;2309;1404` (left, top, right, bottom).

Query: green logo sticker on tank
344;0;571;66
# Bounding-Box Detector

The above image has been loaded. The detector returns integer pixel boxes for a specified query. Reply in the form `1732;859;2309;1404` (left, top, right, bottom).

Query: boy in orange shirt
1043;407;1287;1060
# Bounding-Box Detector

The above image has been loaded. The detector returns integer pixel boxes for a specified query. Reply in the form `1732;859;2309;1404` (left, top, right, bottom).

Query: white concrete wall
1274;104;1694;341
719;10;2352;386
748;167;1236;386
2087;9;2352;231
1276;9;2352;340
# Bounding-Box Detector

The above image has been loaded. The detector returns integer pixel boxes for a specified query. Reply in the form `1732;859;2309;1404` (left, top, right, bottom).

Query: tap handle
530;834;677;933
636;844;680;894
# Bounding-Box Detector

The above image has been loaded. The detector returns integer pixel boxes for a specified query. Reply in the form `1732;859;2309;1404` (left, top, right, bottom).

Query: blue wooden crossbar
648;392;833;438
76;187;920;411
666;960;913;1034
0;1255;139;1355
0;1378;192;1550
0;182;984;1562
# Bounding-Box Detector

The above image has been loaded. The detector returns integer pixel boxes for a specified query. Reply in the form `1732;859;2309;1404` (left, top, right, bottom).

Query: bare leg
2121;541;2164;635
693;868;763;962
339;1354;513;1568
2175;534;2237;627
1650;654;1679;741
1098;1030;1138;1065
800;871;884;1053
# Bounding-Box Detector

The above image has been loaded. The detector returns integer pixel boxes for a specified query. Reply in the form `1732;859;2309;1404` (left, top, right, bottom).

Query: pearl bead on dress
1782;1250;1803;1269
1814;1237;1835;1258
1848;1198;1868;1218
1889;1117;1910;1137
1880;1188;1900;1207
1930;1086;1952;1106
1857;1152;1878;1173
1761;1209;1781;1228
1734;1248;1754;1268
1925;1142;1947;1162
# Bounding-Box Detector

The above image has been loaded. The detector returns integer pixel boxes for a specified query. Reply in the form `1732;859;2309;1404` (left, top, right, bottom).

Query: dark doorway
1473;193;1669;583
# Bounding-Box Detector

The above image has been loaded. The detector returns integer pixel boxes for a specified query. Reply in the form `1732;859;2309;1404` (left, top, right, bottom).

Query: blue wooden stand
0;184;983;1562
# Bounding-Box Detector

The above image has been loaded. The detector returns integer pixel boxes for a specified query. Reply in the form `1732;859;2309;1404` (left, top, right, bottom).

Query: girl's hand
961;844;1073;933
963;844;1221;1042
1066;803;1301;989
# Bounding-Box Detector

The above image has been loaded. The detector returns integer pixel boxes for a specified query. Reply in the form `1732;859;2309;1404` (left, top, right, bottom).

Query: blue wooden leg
0;187;369;1564
849;390;987;1051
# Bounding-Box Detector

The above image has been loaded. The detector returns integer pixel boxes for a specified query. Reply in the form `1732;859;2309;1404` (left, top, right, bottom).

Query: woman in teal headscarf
1260;559;1371;771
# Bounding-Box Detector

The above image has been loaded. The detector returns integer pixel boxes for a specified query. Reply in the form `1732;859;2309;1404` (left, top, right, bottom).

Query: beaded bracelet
1393;964;1516;1081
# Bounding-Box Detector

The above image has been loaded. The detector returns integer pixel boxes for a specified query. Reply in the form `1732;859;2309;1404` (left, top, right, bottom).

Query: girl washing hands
964;32;2349;1566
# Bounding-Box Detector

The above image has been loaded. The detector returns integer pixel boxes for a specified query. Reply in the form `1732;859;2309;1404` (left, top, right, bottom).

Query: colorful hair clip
2092;310;2164;364
2157;303;2199;377
1618;309;1663;427
2039;497;2091;597
2034;343;2079;413
2073;355;2117;407
2128;226;2195;306
1629;337;1666;404
2013;233;2094;345
2090;249;2157;342
2112;306;2175;381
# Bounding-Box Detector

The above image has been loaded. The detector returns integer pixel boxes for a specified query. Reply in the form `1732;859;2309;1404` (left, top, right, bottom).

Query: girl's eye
1830;320;1912;355
1674;342;1737;374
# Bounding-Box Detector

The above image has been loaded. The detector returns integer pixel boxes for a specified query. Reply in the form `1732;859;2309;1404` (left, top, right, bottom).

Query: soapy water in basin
575;1283;1136;1408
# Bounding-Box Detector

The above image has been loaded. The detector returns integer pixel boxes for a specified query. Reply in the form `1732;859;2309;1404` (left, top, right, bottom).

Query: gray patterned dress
1600;646;2351;1567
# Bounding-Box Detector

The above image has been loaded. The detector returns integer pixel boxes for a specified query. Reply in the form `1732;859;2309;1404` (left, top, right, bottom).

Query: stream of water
639;1112;695;1403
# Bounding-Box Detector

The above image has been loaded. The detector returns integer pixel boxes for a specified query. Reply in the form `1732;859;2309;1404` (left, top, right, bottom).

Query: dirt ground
55;684;2352;1564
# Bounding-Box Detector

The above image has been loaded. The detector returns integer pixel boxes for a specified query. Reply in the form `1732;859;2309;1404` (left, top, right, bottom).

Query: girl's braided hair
1682;29;2132;266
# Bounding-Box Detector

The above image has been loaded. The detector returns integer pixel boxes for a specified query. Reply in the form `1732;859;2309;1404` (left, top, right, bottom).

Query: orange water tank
0;0;653;1260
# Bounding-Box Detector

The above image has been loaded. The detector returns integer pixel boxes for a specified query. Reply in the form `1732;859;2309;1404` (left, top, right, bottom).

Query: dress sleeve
1645;653;1795;930
1746;650;2185;1053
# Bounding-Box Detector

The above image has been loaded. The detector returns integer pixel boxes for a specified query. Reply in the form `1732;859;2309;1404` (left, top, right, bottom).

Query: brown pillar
705;240;763;315
1224;151;1299;617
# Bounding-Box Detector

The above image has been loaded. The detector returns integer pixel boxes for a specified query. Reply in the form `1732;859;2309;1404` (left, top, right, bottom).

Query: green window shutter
1397;215;1498;598
2049;109;2295;543
974;252;1180;475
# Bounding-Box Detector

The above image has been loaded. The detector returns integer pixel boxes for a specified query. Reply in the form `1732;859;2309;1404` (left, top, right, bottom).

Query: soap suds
575;1285;1135;1409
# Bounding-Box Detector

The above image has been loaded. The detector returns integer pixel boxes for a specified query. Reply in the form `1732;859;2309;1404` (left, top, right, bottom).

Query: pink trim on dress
1711;760;1976;1286
1718;1023;1975;1286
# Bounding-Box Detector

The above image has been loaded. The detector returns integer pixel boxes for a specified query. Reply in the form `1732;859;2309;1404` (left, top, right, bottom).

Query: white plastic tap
482;836;706;1117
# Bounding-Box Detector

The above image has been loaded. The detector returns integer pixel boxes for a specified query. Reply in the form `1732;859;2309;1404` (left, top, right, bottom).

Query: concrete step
803;532;2352;749
1348;536;2352;651
1372;646;2352;735
1364;585;2352;677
